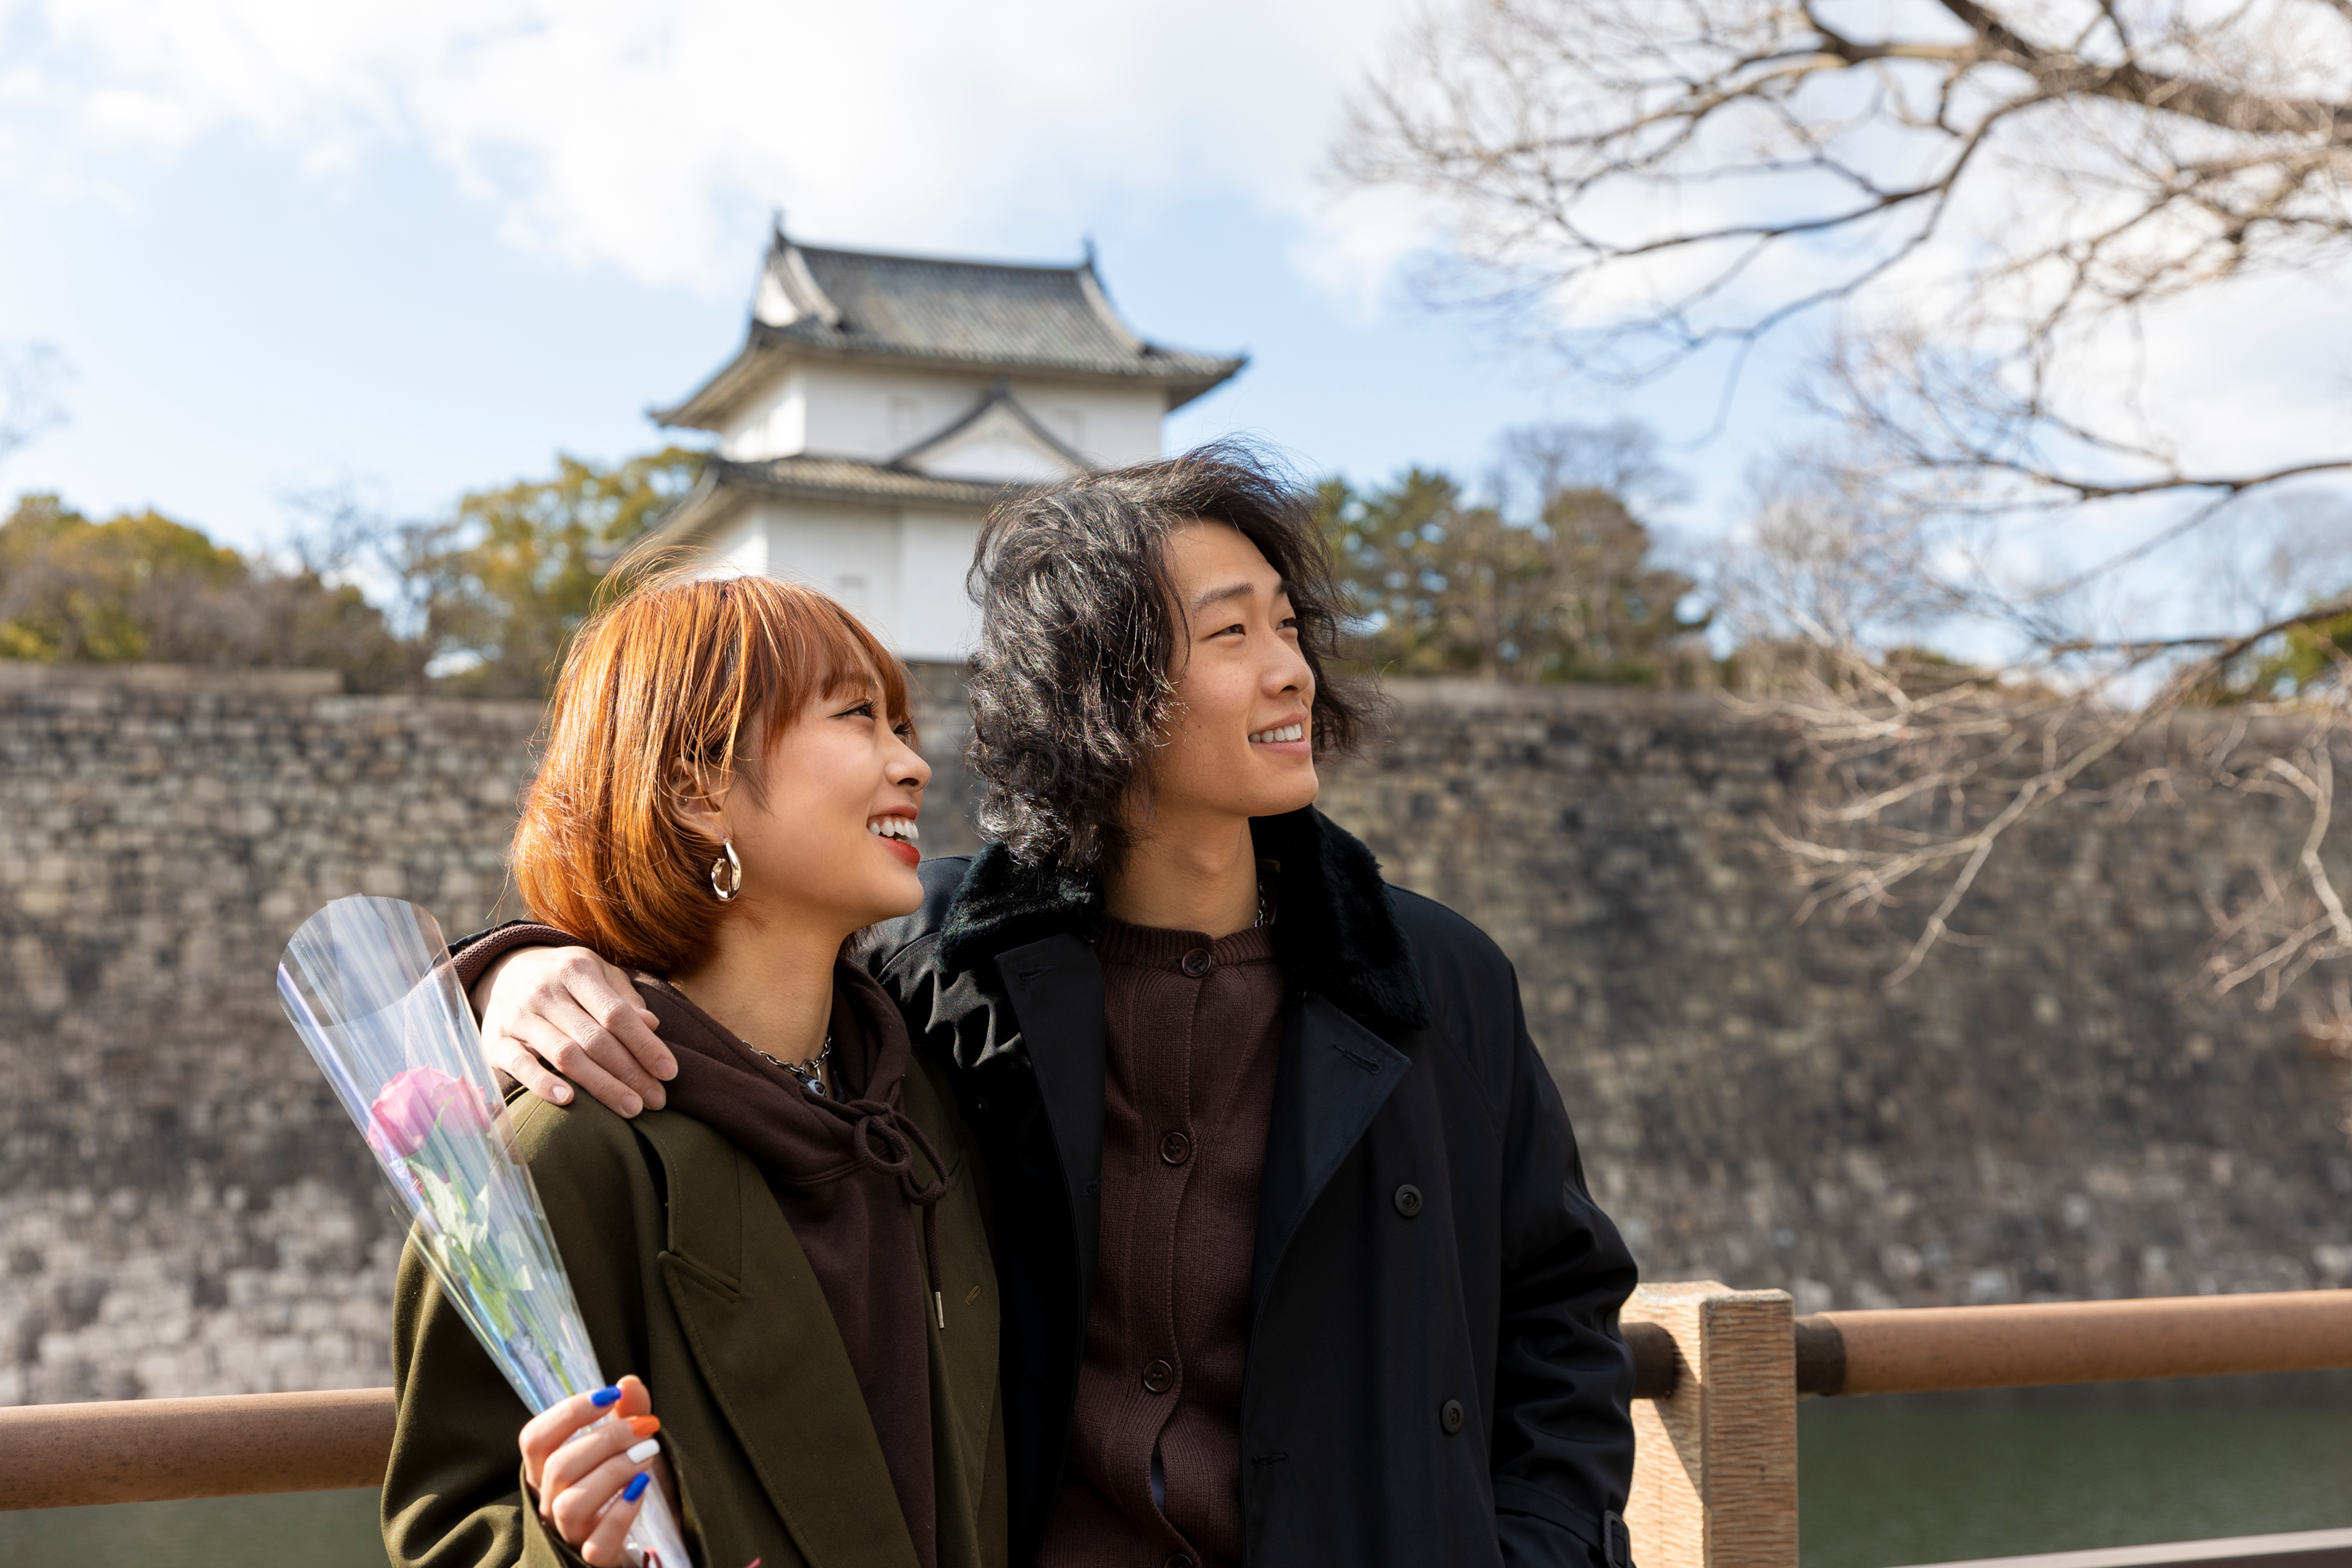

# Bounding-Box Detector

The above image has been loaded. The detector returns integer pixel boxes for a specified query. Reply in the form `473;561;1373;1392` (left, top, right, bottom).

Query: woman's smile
868;809;921;867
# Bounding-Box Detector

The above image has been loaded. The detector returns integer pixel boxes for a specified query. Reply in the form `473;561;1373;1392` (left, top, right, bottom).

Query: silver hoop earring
710;839;742;902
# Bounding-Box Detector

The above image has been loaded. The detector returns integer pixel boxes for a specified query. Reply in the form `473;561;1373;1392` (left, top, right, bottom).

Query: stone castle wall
1;663;2345;1403
1317;682;2352;1314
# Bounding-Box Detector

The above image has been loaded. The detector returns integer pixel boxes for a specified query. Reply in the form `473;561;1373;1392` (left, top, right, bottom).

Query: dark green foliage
1318;469;1705;683
2210;603;2352;701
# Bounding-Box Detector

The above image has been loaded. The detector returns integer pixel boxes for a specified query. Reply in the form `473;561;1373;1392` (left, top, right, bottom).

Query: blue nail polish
590;1386;622;1408
622;1471;651;1503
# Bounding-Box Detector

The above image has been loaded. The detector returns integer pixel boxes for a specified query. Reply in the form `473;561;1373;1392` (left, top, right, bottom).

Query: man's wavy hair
967;441;1374;879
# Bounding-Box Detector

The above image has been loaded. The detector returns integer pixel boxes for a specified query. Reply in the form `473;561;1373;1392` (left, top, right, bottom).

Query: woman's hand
474;946;675;1117
519;1376;673;1567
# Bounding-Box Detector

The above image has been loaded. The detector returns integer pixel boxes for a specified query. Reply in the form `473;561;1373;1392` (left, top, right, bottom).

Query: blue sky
0;0;1799;563
2;0;2338;658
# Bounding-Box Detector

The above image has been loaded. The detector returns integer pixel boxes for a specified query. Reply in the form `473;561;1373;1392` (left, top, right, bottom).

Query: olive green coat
381;1058;1006;1568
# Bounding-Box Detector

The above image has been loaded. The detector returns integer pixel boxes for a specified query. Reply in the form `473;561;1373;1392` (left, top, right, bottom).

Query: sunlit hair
510;557;912;974
967;441;1374;879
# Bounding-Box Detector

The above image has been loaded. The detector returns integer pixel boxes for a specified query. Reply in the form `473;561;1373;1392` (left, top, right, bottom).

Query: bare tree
1497;417;1690;517
1715;461;1950;651
1341;2;2352;1010
1707;462;2351;1021
0;343;68;467
278;448;698;695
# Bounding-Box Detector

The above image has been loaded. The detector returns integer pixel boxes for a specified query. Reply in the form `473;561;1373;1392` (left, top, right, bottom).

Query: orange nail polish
628;1416;662;1439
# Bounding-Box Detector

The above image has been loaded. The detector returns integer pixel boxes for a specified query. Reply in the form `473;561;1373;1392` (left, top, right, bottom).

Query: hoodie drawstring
844;1100;953;1330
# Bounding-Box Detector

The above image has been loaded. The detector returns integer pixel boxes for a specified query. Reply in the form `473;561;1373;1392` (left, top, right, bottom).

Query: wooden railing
4;1282;2349;1568
3;1386;392;1511
1622;1283;2352;1568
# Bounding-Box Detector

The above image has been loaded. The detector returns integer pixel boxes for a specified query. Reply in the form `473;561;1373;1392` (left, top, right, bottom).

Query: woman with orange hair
378;565;1005;1568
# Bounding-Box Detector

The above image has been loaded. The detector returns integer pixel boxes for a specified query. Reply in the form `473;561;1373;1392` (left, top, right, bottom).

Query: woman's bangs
751;582;916;735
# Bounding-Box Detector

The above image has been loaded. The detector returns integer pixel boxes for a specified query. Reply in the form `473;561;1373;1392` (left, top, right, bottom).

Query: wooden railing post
1625;1281;1797;1568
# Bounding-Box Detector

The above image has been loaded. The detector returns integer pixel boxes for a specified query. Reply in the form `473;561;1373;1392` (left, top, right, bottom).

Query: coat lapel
994;934;1107;1310
1249;992;1413;1319
639;1116;921;1568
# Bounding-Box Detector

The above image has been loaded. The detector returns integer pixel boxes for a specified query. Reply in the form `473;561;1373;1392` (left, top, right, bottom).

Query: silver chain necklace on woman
669;978;834;1098
751;1037;834;1099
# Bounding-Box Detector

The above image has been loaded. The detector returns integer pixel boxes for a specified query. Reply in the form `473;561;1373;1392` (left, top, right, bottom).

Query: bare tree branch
1345;2;2352;369
1347;2;2352;1005
1339;1;2352;449
1725;489;2351;994
0;343;69;468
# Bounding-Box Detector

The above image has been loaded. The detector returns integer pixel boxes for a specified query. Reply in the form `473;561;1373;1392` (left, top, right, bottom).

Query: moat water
3;1372;2347;1567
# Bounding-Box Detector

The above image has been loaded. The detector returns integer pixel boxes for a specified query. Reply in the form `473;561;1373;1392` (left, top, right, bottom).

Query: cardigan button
1440;1398;1465;1434
1160;1130;1193;1166
1142;1357;1176;1394
1394;1184;1424;1217
1180;947;1213;978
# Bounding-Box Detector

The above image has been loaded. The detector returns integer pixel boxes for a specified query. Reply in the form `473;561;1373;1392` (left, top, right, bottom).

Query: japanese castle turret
651;224;1246;661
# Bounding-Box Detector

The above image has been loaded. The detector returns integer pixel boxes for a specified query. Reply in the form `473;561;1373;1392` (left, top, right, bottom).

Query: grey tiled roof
771;245;1244;383
654;229;1245;428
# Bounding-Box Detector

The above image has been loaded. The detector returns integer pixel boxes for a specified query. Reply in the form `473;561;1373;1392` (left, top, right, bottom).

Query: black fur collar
937;807;1432;1039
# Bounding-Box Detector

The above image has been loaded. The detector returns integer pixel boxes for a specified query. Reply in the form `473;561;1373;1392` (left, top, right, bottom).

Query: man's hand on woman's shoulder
473;946;676;1118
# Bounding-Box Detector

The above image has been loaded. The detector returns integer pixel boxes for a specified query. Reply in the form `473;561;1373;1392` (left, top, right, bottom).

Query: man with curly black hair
460;444;1640;1568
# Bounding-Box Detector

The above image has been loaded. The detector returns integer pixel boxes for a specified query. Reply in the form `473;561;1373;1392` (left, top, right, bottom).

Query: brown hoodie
643;963;952;1568
449;923;953;1568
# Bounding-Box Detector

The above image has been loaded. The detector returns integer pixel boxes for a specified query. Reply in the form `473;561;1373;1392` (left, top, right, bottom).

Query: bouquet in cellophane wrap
277;894;692;1568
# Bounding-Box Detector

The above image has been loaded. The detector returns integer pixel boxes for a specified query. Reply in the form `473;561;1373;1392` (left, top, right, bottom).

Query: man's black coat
853;807;1638;1568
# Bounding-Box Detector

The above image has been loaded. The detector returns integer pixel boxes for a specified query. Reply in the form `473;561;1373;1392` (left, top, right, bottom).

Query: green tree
1537;486;1705;683
1322;470;1545;679
2;449;702;695
0;496;221;660
424;446;703;697
2205;602;2352;701
0;494;402;684
1320;460;1704;684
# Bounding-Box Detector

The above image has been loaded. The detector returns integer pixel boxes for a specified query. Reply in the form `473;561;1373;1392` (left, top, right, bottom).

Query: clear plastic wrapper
278;894;692;1567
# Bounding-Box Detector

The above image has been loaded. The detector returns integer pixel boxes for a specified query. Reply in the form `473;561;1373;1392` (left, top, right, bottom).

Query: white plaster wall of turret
896;508;985;657
717;361;1165;472
704;501;897;620
699;500;976;662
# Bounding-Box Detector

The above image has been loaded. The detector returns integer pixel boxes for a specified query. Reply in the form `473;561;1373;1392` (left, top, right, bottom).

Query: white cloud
4;0;1428;297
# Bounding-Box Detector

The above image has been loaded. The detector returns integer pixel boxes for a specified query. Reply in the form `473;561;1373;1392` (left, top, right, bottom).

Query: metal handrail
4;1287;2348;1511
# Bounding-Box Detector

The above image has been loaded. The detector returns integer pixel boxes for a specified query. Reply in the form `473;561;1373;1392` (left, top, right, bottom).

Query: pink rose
367;1066;494;1159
